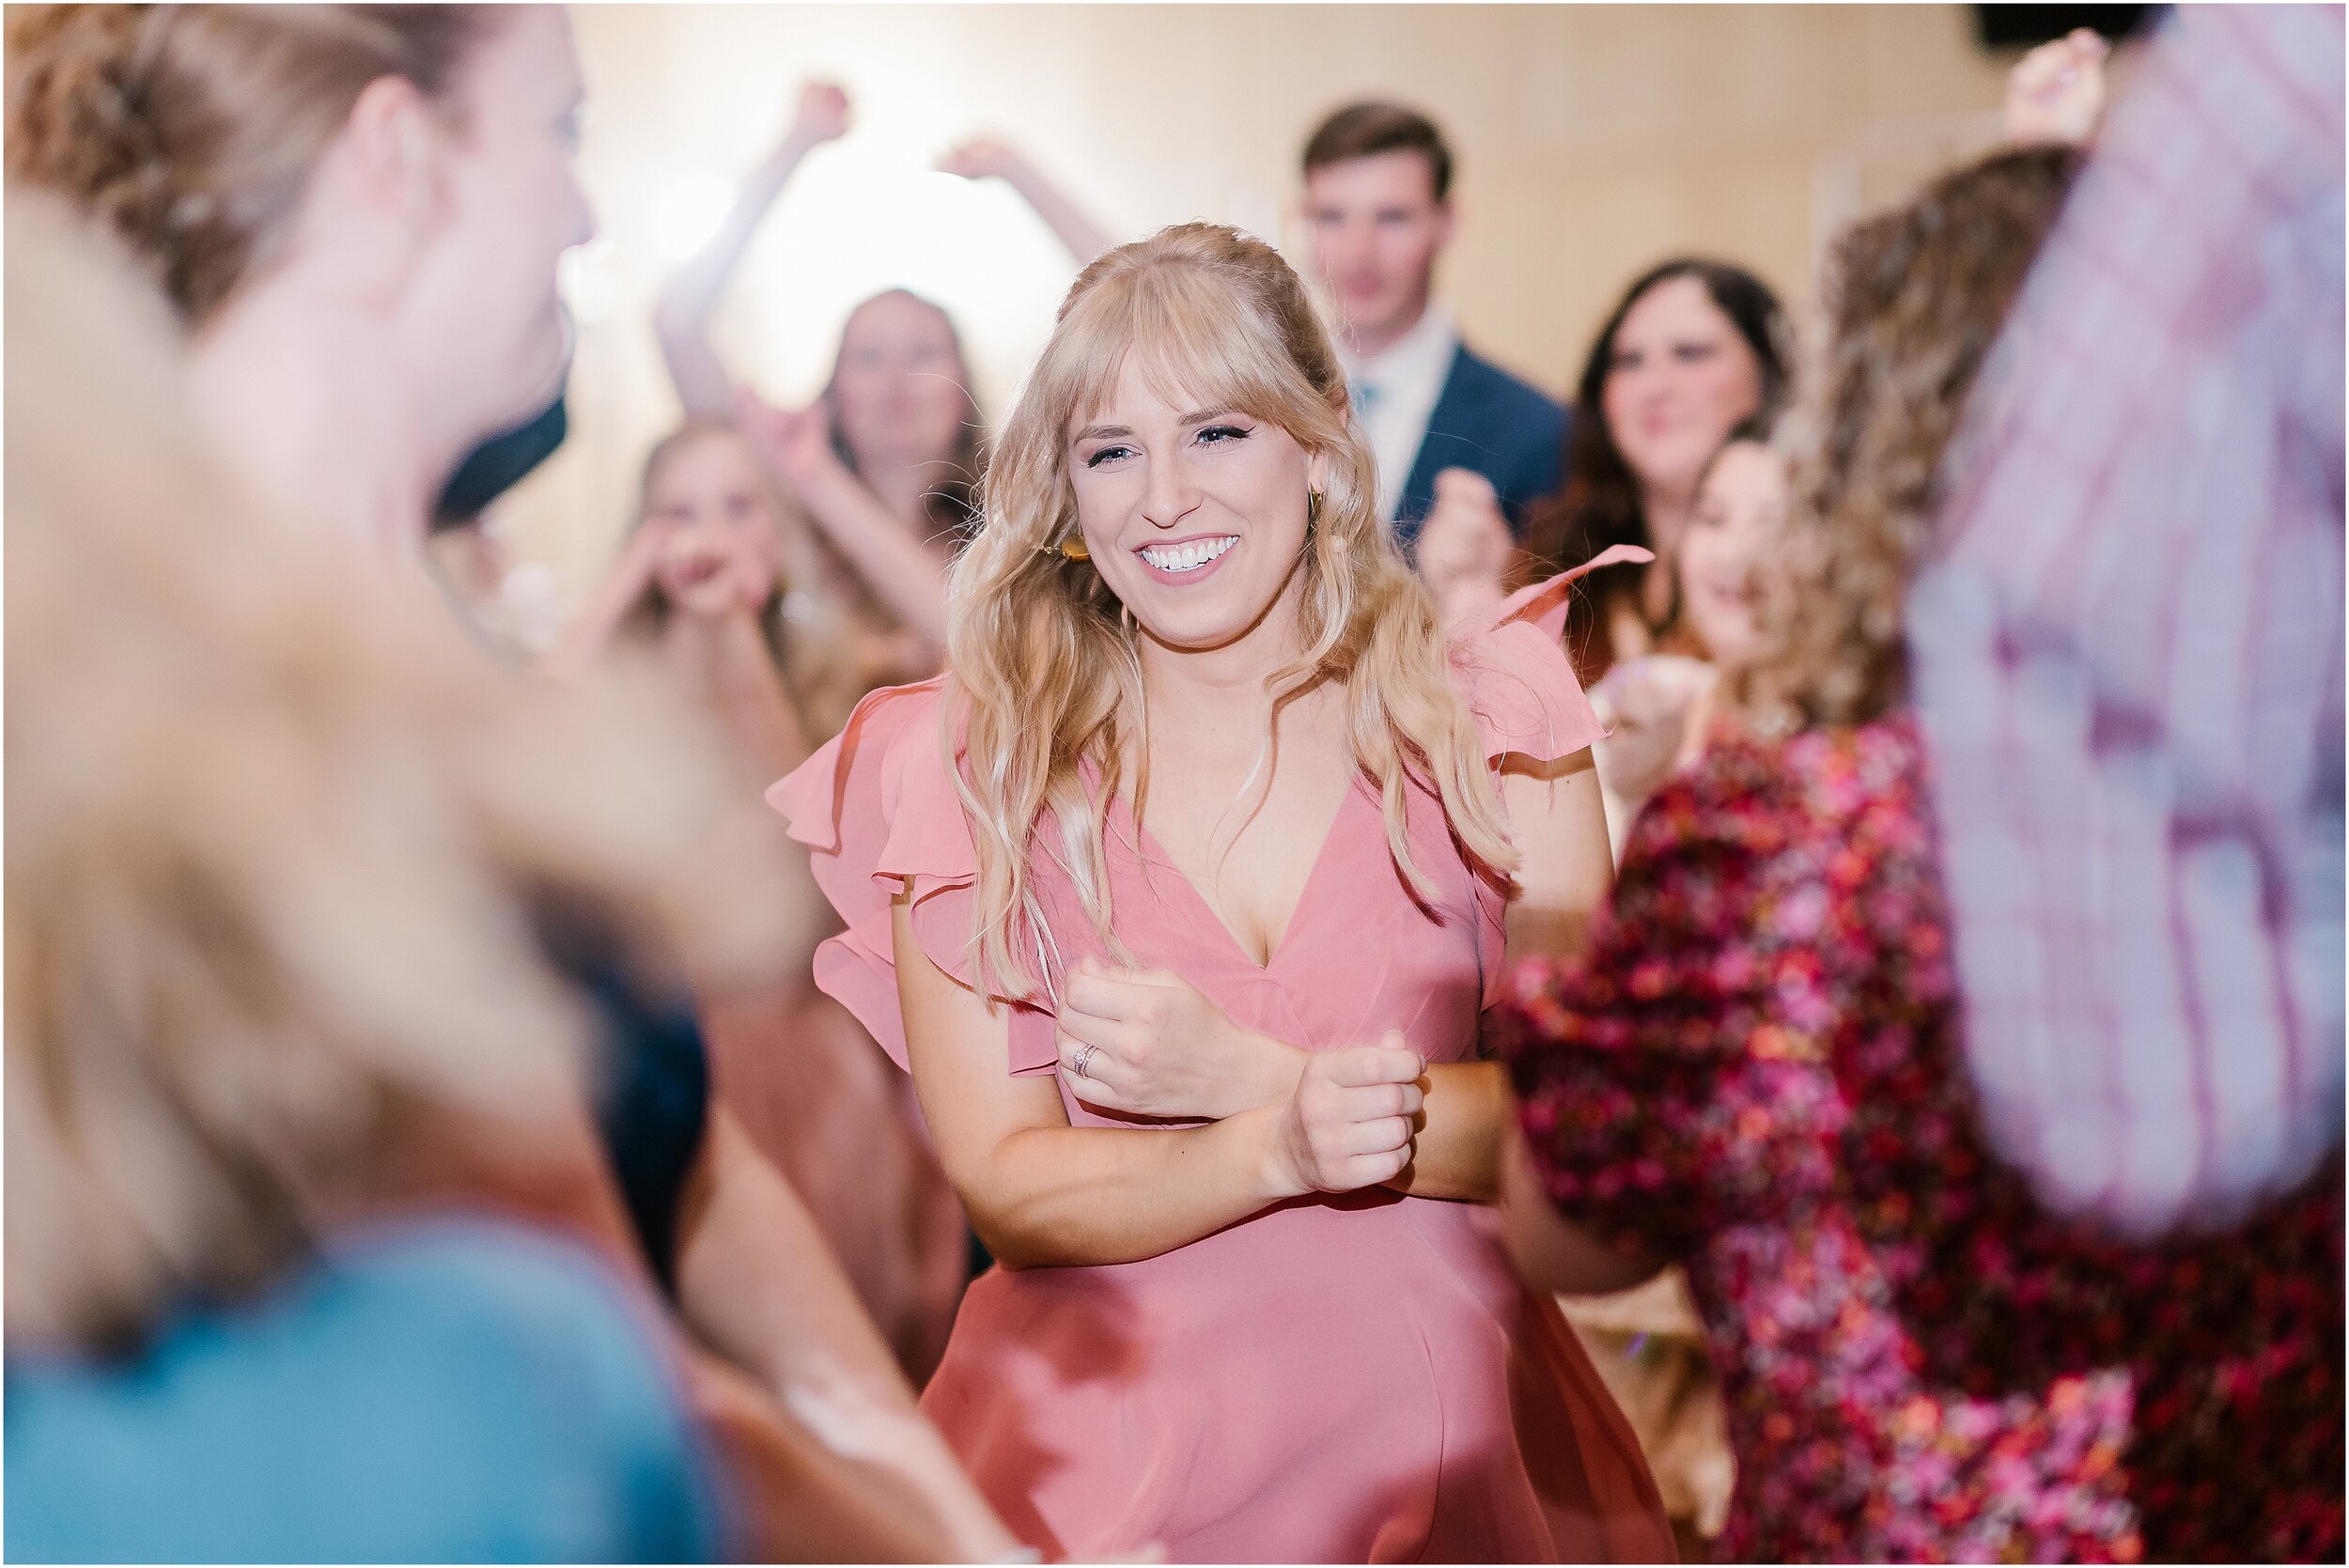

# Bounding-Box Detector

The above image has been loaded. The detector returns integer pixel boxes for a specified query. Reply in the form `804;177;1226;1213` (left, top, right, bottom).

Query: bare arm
737;393;952;655
1378;748;1614;1202
1496;747;1614;964
546;527;662;679
674;1105;1022;1559
1486;748;1670;1296
655;84;851;421
896;892;1421;1269
939;138;1113;265
660;607;812;784
1498;1123;1665;1296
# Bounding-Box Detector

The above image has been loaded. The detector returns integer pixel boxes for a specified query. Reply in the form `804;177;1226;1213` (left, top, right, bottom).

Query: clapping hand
1415;467;1512;629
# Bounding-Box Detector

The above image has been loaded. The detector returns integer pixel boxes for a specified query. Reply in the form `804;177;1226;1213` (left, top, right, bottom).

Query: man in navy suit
1299;102;1567;551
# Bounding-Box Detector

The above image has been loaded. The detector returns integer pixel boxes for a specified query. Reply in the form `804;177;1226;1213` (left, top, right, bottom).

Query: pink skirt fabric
928;1197;1668;1562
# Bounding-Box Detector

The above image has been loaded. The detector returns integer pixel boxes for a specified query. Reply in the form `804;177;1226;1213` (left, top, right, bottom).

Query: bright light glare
652;172;735;261
729;145;1077;410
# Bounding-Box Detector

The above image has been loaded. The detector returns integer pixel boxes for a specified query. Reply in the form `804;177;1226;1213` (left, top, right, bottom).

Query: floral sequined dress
770;602;1673;1564
1496;714;2342;1563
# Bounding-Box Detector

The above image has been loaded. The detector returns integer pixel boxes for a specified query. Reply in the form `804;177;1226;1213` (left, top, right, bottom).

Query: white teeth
1139;536;1237;573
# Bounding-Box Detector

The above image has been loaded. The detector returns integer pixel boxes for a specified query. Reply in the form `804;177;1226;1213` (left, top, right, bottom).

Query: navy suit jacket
1392;343;1568;548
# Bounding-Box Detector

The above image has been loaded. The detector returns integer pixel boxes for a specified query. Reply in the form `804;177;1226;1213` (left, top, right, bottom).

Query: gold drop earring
1307;489;1324;527
1059;532;1090;561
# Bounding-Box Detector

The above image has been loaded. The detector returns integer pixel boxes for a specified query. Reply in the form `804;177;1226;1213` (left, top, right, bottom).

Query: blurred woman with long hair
1494;140;2342;1562
655;81;1110;660
5;6;1015;1556
5;189;734;1567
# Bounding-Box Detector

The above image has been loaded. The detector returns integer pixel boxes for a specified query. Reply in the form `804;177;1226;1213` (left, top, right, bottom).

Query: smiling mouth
1137;536;1238;574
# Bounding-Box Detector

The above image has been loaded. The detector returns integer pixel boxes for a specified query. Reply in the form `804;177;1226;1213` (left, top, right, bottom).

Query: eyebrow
1070;408;1240;443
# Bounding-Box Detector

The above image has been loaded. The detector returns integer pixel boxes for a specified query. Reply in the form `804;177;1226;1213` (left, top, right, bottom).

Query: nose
1140;453;1202;532
1628;365;1675;410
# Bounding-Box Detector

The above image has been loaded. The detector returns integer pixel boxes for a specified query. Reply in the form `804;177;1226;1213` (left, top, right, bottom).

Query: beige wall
494;3;2016;623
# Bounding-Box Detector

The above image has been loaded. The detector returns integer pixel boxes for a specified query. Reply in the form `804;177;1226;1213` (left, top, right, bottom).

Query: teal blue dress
6;1219;725;1563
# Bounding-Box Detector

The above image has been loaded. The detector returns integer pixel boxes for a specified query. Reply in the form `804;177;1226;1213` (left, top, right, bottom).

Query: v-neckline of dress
1111;779;1364;974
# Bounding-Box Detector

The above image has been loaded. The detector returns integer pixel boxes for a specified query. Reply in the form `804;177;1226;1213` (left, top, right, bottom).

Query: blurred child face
1678;440;1786;672
828;291;972;475
1602;276;1765;509
640;430;780;617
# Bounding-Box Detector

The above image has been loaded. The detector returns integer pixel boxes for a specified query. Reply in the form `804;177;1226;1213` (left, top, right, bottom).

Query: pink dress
769;597;1672;1564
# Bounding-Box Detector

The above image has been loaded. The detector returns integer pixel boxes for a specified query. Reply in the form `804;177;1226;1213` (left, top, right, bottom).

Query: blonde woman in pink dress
772;223;1671;1563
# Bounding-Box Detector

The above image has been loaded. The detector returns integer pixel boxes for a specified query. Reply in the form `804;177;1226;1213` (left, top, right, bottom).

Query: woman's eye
1673;342;1719;364
1082;444;1134;469
1195;424;1251;447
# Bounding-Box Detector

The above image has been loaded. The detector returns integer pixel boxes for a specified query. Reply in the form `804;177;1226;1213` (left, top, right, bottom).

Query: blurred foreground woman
6;5;1015;1556
3;194;725;1564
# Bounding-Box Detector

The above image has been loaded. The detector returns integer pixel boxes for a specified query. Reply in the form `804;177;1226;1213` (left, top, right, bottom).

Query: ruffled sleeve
1451;547;1652;767
766;677;1060;1079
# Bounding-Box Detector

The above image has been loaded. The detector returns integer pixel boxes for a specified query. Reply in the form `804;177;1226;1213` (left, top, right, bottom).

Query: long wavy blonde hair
947;223;1515;999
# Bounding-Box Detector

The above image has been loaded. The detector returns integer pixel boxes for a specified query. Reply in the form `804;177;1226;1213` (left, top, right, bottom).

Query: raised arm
894;892;1422;1269
546;523;663;678
656;83;852;421
736;391;951;654
939;138;1113;266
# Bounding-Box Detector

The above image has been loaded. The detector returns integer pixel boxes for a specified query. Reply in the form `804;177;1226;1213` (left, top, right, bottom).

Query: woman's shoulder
768;675;955;850
1449;606;1602;768
1448;550;1659;766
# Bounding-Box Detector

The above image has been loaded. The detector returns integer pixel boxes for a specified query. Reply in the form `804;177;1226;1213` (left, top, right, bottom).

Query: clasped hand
1054;957;1424;1195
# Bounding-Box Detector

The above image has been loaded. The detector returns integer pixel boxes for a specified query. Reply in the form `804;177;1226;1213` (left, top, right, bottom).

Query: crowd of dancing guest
1499;139;2153;1562
5;3;2342;1565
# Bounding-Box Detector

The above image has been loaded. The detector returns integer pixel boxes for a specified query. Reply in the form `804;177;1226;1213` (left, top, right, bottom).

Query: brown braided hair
6;5;497;325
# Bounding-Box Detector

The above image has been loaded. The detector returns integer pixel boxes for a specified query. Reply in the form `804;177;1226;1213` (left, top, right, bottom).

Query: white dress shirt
1336;303;1459;524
